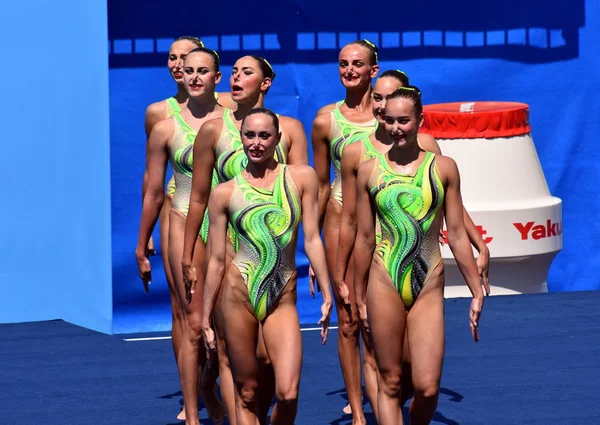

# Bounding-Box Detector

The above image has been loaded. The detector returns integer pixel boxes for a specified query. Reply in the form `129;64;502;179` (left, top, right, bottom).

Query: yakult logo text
513;220;562;240
441;226;493;245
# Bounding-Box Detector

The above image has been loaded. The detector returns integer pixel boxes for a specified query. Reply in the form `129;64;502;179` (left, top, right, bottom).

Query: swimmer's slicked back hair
186;47;221;71
380;69;409;87
386;86;423;117
174;36;204;48
241;107;280;133
345;39;379;65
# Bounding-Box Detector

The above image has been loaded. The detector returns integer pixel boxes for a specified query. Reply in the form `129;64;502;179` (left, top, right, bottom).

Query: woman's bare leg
199;344;223;424
367;262;407;425
406;276;445;425
261;288;302;425
324;200;365;425
160;197;186;420
169;211;223;425
257;323;275;425
214;289;237;425
360;321;379;420
400;332;414;406
221;281;261;425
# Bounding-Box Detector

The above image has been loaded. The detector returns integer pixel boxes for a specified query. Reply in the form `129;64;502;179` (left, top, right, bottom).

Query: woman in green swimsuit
354;87;485;425
310;39;380;425
181;55;309;425
334;73;491;418
141;39;202;420
140;36;236;421
136;47;226;425
200;108;332;425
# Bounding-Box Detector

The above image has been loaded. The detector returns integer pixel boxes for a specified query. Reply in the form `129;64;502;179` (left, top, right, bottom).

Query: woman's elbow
207;256;226;275
304;233;323;250
340;210;357;227
355;232;374;250
145;191;164;208
446;227;469;249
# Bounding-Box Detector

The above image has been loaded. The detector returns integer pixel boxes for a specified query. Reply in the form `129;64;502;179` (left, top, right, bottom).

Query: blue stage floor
2;291;600;424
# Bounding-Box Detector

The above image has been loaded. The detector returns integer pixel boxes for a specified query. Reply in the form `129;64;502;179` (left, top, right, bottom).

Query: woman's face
372;77;404;123
241;113;280;163
338;44;378;89
168;40;198;83
382;97;422;147
183;52;221;99
230;56;270;103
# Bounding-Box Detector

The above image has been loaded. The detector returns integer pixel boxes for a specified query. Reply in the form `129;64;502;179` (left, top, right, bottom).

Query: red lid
422;102;531;139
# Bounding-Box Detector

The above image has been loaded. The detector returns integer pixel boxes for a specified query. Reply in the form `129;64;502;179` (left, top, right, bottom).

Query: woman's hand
335;279;353;324
136;249;152;293
202;321;217;359
357;301;369;335
469;295;484;342
182;263;198;304
319;299;333;345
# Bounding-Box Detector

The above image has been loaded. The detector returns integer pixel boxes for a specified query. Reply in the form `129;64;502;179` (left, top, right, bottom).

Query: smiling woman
136;47;227;425
353;87;485;425
180;54;309;425
200;108;332;425
310;39;380;425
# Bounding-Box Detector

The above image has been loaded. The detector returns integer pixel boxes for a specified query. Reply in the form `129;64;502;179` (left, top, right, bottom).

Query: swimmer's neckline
236;165;283;193
379;151;432;178
363;133;388;156
335;101;378;126
172;113;196;135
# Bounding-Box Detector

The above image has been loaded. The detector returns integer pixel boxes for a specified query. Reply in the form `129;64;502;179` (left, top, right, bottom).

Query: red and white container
422;102;562;297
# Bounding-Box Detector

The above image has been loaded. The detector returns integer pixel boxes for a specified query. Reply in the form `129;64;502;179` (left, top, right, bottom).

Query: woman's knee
182;311;203;341
337;309;359;339
378;368;403;399
412;376;440;400
237;380;259;409
275;383;299;405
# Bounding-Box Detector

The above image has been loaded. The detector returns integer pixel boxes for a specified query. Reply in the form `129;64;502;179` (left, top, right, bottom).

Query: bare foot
176;405;186;421
204;384;226;425
343;402;352;415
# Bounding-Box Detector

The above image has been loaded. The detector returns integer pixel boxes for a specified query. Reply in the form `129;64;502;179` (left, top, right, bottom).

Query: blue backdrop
108;0;600;333
0;1;112;333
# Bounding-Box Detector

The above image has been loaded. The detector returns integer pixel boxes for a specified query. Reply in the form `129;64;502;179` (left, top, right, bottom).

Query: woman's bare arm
200;183;232;349
142;102;166;200
353;160;377;331
438;156;484;341
311;113;332;229
334;143;362;306
181;120;220;272
135;119;171;290
296;166;333;344
281;116;309;165
420;135;490;290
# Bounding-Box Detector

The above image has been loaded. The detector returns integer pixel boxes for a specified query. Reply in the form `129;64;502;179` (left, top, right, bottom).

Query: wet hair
379;69;409;87
386;86;423;117
241;107;280;133
185;47;221;71
345;39;379;65
173;36;204;48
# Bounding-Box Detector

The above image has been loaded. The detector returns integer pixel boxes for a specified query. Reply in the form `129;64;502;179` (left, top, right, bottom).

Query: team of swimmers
136;36;489;425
